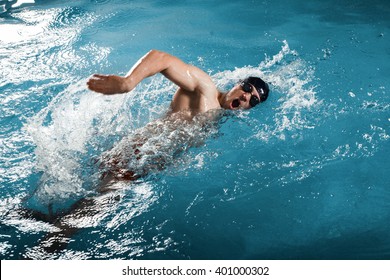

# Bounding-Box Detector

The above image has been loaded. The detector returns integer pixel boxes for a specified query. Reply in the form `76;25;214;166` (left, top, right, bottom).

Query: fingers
87;74;108;84
87;74;108;93
86;74;127;94
91;74;108;79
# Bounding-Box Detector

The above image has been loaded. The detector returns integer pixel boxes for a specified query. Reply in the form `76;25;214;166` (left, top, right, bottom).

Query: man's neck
217;91;226;107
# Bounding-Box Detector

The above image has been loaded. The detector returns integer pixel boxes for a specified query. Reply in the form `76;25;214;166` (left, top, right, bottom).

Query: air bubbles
322;48;331;59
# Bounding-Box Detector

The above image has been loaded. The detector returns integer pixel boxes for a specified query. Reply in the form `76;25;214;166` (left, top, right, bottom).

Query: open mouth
231;99;240;109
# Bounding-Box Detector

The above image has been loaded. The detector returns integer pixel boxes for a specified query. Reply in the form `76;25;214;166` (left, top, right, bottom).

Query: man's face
223;83;261;110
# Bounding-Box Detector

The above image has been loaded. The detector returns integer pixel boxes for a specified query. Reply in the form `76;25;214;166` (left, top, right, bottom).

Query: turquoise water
0;0;389;259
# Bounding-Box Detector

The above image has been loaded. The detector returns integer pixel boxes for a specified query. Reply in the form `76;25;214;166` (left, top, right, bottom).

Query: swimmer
24;51;270;254
87;50;270;186
87;50;269;117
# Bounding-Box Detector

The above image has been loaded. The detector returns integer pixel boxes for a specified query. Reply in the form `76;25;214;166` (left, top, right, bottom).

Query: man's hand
87;74;130;94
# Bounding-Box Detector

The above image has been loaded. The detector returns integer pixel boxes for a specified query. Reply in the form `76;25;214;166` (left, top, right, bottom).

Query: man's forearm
123;50;170;92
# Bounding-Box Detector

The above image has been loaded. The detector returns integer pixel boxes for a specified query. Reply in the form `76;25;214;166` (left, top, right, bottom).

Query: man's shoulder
189;66;217;94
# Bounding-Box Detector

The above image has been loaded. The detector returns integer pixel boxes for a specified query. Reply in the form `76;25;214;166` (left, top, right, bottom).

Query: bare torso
169;85;221;119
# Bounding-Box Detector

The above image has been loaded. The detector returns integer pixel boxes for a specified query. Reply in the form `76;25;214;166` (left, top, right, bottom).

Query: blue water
0;0;389;260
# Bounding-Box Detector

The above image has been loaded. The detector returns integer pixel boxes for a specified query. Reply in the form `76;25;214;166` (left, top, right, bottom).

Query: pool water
0;0;389;259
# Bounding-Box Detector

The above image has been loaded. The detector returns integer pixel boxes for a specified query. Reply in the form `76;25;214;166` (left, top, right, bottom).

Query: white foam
25;80;134;204
260;41;319;140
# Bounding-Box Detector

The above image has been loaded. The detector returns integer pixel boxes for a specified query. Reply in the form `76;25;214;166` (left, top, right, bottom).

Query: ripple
90;0;111;4
0;7;106;86
50;6;91;29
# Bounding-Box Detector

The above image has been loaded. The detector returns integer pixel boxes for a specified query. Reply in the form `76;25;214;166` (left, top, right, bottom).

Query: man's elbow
148;49;167;59
147;49;173;70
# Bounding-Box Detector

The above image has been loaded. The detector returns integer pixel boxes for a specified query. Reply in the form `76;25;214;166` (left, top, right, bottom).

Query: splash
99;110;222;180
25;80;144;206
260;41;319;139
213;40;319;141
23;76;221;210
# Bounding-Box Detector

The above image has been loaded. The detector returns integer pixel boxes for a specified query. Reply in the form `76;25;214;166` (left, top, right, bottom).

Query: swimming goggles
240;81;262;107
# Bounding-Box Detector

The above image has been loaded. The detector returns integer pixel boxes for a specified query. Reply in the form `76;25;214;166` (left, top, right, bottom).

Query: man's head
220;76;270;110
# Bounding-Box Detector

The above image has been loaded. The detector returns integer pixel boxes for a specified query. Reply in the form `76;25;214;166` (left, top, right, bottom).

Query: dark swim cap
243;76;270;102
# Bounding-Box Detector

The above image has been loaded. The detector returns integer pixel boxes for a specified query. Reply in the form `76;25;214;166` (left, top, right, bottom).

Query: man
22;51;270;252
87;49;270;184
87;49;270;185
87;50;269;119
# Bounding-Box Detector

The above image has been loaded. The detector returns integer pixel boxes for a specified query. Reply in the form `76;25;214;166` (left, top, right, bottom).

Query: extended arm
87;50;211;95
